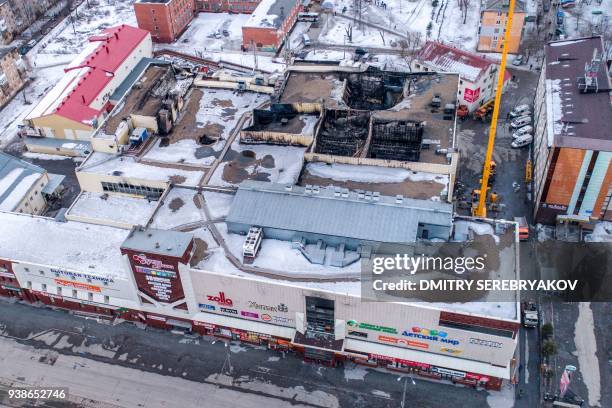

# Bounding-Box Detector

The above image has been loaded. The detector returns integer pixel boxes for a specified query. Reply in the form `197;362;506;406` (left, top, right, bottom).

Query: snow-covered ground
202;191;234;219
0;0;137;147
584;222;612;242
319;17;405;49
561;0;612;42
319;0;481;51
162;13;249;53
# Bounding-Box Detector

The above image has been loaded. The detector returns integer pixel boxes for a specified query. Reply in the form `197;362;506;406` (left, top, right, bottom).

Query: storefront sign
463;87;481;103
135;265;176;279
440;347;462;355
194;321;215;329
466;373;490;382
402;327;460;346
260;314;294;325
248;301;288;313
144;274;172;302
220;307;238;314
378;335;429;349
241;311;258;318
199;303;216;311
207;292;233;306
54;279;101;293
396;358;431;369
51;268;114;284
432;367;466;378
147;315;166;322
132;254;175;271
347;320;397;334
469;338;503;348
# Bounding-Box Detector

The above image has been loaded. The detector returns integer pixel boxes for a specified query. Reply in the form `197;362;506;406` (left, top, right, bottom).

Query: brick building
532;37;612;224
196;0;260;13
477;0;526;54
0;46;27;107
242;0;302;51
134;0;196;43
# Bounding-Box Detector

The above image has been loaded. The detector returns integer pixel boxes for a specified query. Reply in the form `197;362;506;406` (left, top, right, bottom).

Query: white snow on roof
427;57;483;82
0;212;129;278
150;187;203;230
243;0;281;28
68;191;158;226
549;39;587;47
80;152;204;186
0;168;24;196
545;78;563;147
305;162;448;185
0;173;40;211
25;41;100;121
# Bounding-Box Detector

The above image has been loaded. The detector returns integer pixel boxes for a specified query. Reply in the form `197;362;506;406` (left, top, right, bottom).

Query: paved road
0;300;498;408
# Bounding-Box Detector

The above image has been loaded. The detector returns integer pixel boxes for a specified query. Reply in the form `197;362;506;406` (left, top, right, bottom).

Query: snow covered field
305;162;448;185
318;0;481;51
163;13;249;53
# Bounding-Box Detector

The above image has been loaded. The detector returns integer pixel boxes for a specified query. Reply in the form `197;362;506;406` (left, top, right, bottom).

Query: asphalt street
0;300;499;408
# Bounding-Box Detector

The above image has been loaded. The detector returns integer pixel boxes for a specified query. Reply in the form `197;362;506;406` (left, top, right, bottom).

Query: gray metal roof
121;226;193;258
227;181;453;243
109;57;171;102
0;152;45;211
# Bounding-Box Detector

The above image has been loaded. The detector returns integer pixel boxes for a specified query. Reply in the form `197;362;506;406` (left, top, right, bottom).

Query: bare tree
457;0;470;24
379;30;386;45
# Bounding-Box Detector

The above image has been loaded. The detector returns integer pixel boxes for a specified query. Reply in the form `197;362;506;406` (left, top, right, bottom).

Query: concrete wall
76;170;168;195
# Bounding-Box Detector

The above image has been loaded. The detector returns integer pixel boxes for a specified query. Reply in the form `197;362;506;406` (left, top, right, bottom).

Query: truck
129;127;149;147
514;216;529;241
521;301;539;328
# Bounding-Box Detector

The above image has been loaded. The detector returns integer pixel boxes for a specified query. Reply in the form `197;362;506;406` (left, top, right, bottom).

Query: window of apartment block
41;283;47;292
72;289;77;298
88;292;94;301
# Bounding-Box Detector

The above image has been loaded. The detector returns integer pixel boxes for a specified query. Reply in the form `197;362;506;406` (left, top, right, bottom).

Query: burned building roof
544;36;612;151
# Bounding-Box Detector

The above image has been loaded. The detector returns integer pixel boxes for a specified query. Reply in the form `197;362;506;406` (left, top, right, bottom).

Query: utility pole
250;40;258;73
400;377;407;408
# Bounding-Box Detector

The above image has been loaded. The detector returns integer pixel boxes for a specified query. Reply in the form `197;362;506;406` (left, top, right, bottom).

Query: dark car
354;47;367;56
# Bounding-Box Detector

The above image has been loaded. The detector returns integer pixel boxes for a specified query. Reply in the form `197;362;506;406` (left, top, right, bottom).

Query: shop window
41;283;47;291
88;292;94;301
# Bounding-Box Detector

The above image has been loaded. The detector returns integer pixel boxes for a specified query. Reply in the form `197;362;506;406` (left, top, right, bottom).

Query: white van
511;134;533;148
510;104;531;117
513;125;533;138
302;34;311;46
511;115;532;129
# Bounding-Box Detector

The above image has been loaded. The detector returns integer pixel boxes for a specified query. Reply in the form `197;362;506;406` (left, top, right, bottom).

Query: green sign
347;320;397;334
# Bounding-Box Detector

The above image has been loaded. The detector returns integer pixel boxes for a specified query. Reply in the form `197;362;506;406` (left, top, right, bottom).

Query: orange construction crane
473;0;516;218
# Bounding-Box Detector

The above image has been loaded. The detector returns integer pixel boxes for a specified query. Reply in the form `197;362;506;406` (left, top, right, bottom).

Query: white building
412;41;510;112
0;151;63;214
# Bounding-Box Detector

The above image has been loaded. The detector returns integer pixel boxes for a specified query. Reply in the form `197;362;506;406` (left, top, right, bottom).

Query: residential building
0;151;64;215
477;0;526;54
242;0;302;51
411;41;510;111
532;36;612;224
0;1;18;44
134;0;195;43
22;25;152;147
0;46;27;108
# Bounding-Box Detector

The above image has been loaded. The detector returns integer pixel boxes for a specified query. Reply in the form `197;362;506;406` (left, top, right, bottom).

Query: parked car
222;29;229;37
214;31;222;39
512;55;524;66
511;134;533;148
510;115;532;129
510;104;531;117
513;125;533;138
302;34;311;46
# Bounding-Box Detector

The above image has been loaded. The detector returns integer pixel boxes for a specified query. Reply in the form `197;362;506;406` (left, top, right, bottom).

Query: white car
513;126;533;138
511;134;533;148
511;116;532;129
510;104;531;117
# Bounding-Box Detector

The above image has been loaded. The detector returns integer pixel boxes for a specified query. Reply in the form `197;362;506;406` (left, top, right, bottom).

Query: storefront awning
193;312;296;340
344;338;511;380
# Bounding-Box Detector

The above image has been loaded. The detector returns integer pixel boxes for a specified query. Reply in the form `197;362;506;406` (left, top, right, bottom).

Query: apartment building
477;0;526;54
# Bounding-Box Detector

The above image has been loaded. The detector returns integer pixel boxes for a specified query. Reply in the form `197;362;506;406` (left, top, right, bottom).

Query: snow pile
305;162;448;185
453;220;499;245
584;222;612;242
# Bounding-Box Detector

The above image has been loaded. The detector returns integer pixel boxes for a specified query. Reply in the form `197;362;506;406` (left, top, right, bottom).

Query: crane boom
473;0;516;218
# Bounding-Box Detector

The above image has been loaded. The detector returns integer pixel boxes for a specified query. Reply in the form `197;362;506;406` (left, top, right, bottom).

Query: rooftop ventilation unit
577;48;602;93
